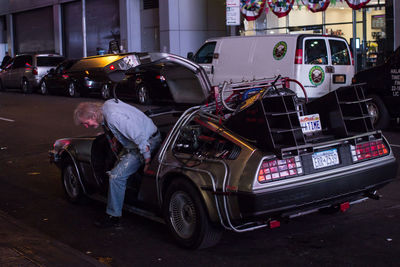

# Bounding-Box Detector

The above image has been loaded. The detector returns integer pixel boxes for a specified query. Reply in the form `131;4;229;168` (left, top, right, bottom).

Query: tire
136;83;150;105
163;178;222;249
101;83;111;100
62;164;84;203
21;78;32;94
39;80;48;95
367;94;390;129
67;82;79;97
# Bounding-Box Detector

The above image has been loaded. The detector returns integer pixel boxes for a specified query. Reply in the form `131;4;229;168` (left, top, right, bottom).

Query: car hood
131;52;213;104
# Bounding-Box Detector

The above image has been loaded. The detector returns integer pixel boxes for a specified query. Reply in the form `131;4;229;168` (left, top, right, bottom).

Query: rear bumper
237;155;397;219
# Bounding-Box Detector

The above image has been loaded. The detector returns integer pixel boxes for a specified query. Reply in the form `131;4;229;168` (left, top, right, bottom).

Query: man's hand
143;157;151;173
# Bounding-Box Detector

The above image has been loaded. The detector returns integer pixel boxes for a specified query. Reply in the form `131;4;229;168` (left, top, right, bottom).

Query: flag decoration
345;0;371;10
301;0;331;13
267;0;295;18
240;0;267;21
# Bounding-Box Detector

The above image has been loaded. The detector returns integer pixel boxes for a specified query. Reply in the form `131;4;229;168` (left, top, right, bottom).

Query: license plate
312;149;339;169
299;114;321;134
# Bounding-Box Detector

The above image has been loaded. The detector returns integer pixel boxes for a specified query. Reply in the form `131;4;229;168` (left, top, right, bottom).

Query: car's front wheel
40;81;48;95
21;78;32;94
67;82;79;97
136;83;150;105
367;94;390;129
163;178;222;249
101;83;111;99
62;164;83;203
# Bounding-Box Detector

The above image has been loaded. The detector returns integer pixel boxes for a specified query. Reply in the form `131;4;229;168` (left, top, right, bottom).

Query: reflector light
62;74;69;79
109;65;115;70
350;139;389;162
156;75;166;81
295;49;303;64
257;156;303;183
340;202;350;212
269;220;281;229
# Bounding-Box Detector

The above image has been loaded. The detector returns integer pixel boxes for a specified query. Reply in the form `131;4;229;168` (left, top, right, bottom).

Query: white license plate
312;149;339;169
299;114;321;134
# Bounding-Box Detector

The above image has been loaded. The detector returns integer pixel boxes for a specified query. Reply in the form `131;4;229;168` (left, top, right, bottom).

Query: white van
190;34;354;99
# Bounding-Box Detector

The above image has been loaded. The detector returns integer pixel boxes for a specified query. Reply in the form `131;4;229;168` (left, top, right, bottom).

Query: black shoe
94;215;121;228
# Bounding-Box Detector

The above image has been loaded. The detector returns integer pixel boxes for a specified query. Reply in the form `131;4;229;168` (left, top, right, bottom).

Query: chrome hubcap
138;86;147;104
367;102;379;124
41;82;46;94
68;83;75;96
64;166;79;198
169;191;196;239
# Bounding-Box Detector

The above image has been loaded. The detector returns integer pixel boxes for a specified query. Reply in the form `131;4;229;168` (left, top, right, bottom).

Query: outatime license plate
312;149;340;169
299;114;321;134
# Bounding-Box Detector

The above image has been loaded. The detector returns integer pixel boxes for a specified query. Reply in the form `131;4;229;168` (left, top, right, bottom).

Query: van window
194;42;216;64
329;40;350;65
37;56;64;67
305;39;328;65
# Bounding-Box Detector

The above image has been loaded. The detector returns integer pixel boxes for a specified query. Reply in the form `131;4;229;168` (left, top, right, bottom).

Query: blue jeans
106;132;161;217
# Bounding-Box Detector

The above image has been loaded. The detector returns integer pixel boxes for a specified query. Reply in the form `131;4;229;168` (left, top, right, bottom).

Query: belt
150;130;160;138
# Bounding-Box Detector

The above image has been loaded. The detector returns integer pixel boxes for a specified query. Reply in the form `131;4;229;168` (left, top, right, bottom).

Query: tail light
32;67;38;75
350;139;389;162
295;49;303;64
257;156;303;183
109;65;115;70
62;74;69;79
350;50;354;65
156;75;166;81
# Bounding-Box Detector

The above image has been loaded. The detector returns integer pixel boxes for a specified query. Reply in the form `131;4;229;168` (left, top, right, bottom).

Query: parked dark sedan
353;46;400;129
47;53;143;99
39;59;79;96
50;53;397;249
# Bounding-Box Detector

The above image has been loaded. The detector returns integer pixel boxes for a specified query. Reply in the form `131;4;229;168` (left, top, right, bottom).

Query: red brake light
351;140;389;162
156;75;166;81
258;156;303;183
109;65;115;70
295;49;303;64
32;67;38;75
350;50;354;65
62;74;69;79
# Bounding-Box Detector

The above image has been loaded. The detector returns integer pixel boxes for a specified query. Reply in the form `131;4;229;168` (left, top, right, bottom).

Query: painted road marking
0;117;15;122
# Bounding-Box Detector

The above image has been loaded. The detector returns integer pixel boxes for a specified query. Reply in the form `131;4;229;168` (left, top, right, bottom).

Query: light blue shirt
102;99;157;159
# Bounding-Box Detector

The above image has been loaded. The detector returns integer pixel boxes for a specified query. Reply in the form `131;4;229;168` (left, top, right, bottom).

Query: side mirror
187;52;194;61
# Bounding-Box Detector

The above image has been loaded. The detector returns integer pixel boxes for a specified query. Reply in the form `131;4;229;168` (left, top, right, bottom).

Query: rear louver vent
143;0;159;9
306;84;374;138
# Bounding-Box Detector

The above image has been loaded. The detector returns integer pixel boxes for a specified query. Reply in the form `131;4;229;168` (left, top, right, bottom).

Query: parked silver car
0;54;64;93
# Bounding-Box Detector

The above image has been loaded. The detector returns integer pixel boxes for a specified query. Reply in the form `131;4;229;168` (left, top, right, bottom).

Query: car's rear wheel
68;82;79;97
62;164;83;203
21;78;32;94
136;83;150;105
367;94;390;129
101;83;111;99
40;81;48;95
163;178;222;249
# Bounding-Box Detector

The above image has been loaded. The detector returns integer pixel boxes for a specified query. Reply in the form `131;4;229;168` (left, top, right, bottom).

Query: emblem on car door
273;41;287;60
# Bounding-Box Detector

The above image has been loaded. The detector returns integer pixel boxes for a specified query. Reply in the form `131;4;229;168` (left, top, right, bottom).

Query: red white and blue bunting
301;0;330;13
240;0;267;21
267;0;295;18
344;0;371;10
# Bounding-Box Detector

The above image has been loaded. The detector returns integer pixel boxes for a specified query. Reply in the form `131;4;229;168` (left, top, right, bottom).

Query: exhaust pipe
365;190;381;200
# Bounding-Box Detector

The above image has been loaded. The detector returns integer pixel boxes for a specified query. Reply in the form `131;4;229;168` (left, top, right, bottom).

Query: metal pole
82;0;87;57
352;9;358;72
322;11;326;34
362;8;367;70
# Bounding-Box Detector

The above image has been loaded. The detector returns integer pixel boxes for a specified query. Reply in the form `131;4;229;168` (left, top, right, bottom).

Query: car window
13;55;32;68
194;42;216;64
329;40;350;65
37;56;64;67
305;39;328;65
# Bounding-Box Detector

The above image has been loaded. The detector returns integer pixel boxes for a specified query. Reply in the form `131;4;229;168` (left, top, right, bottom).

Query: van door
193;42;216;83
297;38;331;98
327;38;353;91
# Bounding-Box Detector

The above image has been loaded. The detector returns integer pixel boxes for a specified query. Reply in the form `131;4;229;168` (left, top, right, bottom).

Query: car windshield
37;56;65;66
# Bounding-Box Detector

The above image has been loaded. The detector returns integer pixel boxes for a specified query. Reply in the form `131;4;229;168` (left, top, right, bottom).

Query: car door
1;58;14;88
327;38;353;91
296;38;331;98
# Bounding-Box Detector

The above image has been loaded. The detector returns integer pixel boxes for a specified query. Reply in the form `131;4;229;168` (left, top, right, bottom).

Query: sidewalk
0;210;105;267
